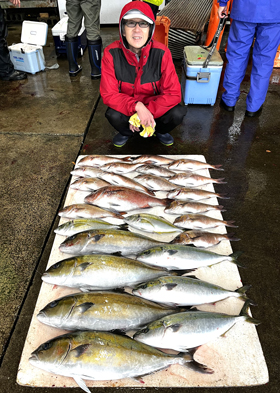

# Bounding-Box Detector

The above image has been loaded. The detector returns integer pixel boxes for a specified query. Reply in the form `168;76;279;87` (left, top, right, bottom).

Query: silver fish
171;231;240;248
58;204;124;222
77;155;124;167
133;276;251;306
166;159;223;172
133;301;259;351
29;331;212;393
59;229;166;256
173;213;237;230
165;200;225;215
124;213;183;234
169;173;226;187
136;164;175;178
70;177;110;191
134;174;177;191
70;166;104;178
84;186;167;212
136;244;242;270
42;255;176;291
167;188;229;201
98;171;155;195
123;155;174;164
37;291;181;331
54;219;120;236
101;162;143;174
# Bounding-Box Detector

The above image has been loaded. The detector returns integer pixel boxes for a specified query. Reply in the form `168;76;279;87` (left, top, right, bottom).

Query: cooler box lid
184;46;223;66
21;21;48;46
52;16;85;36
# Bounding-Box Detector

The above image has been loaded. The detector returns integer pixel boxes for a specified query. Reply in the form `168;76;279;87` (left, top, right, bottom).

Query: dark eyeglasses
124;20;150;28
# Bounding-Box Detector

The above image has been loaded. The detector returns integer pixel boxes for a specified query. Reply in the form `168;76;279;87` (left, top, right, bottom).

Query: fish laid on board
136;244;242;270
133;301;259;351
29;331;212;393
42;255;176;291
124;213;183;234
54;219;121;237
134;174;177;191
166;159;223;172
136;164;175;178
84;186;168;212
123;155;174;165
169;173;226;187
59;229;166;256
133;276;251;306
58;204;124;222
70;177;111;191
171;231;240;248
37;292;183;331
173;213;237;230
167;188;229;201
165;200;225;215
98;172;155;196
70;166;104;178
101;162;143;174
77;155;124;167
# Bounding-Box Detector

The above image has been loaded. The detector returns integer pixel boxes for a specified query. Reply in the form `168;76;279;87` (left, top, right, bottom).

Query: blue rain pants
222;20;280;112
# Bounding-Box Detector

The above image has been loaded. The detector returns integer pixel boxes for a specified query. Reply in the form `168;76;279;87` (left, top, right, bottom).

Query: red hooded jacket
100;1;182;119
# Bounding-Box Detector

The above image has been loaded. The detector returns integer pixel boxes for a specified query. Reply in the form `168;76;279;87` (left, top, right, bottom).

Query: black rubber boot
65;36;82;77
88;38;102;80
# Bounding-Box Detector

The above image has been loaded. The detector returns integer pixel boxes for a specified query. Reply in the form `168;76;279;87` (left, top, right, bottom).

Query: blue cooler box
52;16;87;56
181;46;223;105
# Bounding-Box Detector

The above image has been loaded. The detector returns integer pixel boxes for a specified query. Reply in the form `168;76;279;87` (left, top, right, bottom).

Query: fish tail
235;285;256;305
239;300;261;325
178;352;214;374
216;205;226;211
215;178;227;184
212;164;224;171
229;251;245;267
225;233;240;242
163;198;173;206
217;193;230;199
224;220;238;228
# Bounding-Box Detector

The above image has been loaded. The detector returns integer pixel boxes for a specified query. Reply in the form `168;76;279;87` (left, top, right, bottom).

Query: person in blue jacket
218;0;280;117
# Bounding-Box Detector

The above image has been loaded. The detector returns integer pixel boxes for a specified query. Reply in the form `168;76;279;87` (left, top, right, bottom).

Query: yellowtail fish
37;291;183;331
42;254;177;291
133;301;259;351
84;186;168;212
132;276;252;306
29;331;212;393
136;244;242;270
124;213;183;234
54;219;120;236
166;159;223;172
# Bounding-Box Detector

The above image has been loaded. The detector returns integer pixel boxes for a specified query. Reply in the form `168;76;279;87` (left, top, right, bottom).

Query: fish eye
141;327;149;334
49;300;58;308
41;341;52;351
143;250;151;255
51;262;61;269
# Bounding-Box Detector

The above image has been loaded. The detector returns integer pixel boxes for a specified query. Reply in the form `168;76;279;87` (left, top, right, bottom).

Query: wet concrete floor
0;21;279;393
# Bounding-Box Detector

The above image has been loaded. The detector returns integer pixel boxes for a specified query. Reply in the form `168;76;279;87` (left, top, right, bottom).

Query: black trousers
0;6;14;77
105;104;187;137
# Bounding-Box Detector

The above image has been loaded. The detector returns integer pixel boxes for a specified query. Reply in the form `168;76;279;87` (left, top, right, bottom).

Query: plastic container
181;45;223;105
154;15;170;47
51;16;87;56
8;21;48;74
273;44;280;68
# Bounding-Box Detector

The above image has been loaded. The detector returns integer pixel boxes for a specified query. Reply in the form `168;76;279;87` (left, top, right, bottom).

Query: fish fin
167;249;179;256
212;164;224;171
92;234;105;242
235;285;256;305
185;358;214;374
111;251;123;257
169;269;197;276
78;262;92;272
230;251;245;268
239;300;261;325
73;376;91;393
217;193;230;199
216;178;226;184
164;283;178;291
78;302;95;313
226;233;240;241
73;344;91;358
119;223;129;231
110;329;129;336
225;220;238;228
130;376;145;384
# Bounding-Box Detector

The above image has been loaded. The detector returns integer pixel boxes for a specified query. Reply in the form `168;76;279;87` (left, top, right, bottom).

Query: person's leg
65;0;83;75
246;22;280;113
222;20;256;107
154;104;187;146
105;108;134;147
0;6;27;80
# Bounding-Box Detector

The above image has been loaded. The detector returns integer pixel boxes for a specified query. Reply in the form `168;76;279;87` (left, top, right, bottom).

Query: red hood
119;1;155;46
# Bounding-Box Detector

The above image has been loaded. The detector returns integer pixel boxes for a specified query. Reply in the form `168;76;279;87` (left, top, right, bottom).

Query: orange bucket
274;44;280;68
205;0;232;50
154;15;171;47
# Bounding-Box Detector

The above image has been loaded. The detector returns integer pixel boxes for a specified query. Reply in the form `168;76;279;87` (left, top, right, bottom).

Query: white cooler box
9;21;48;74
52;16;87;56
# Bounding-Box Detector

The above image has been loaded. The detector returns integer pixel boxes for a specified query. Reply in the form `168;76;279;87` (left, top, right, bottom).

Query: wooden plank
17;155;269;389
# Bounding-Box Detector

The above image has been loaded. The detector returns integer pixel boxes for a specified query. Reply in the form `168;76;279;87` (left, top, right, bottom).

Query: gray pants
66;0;101;41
